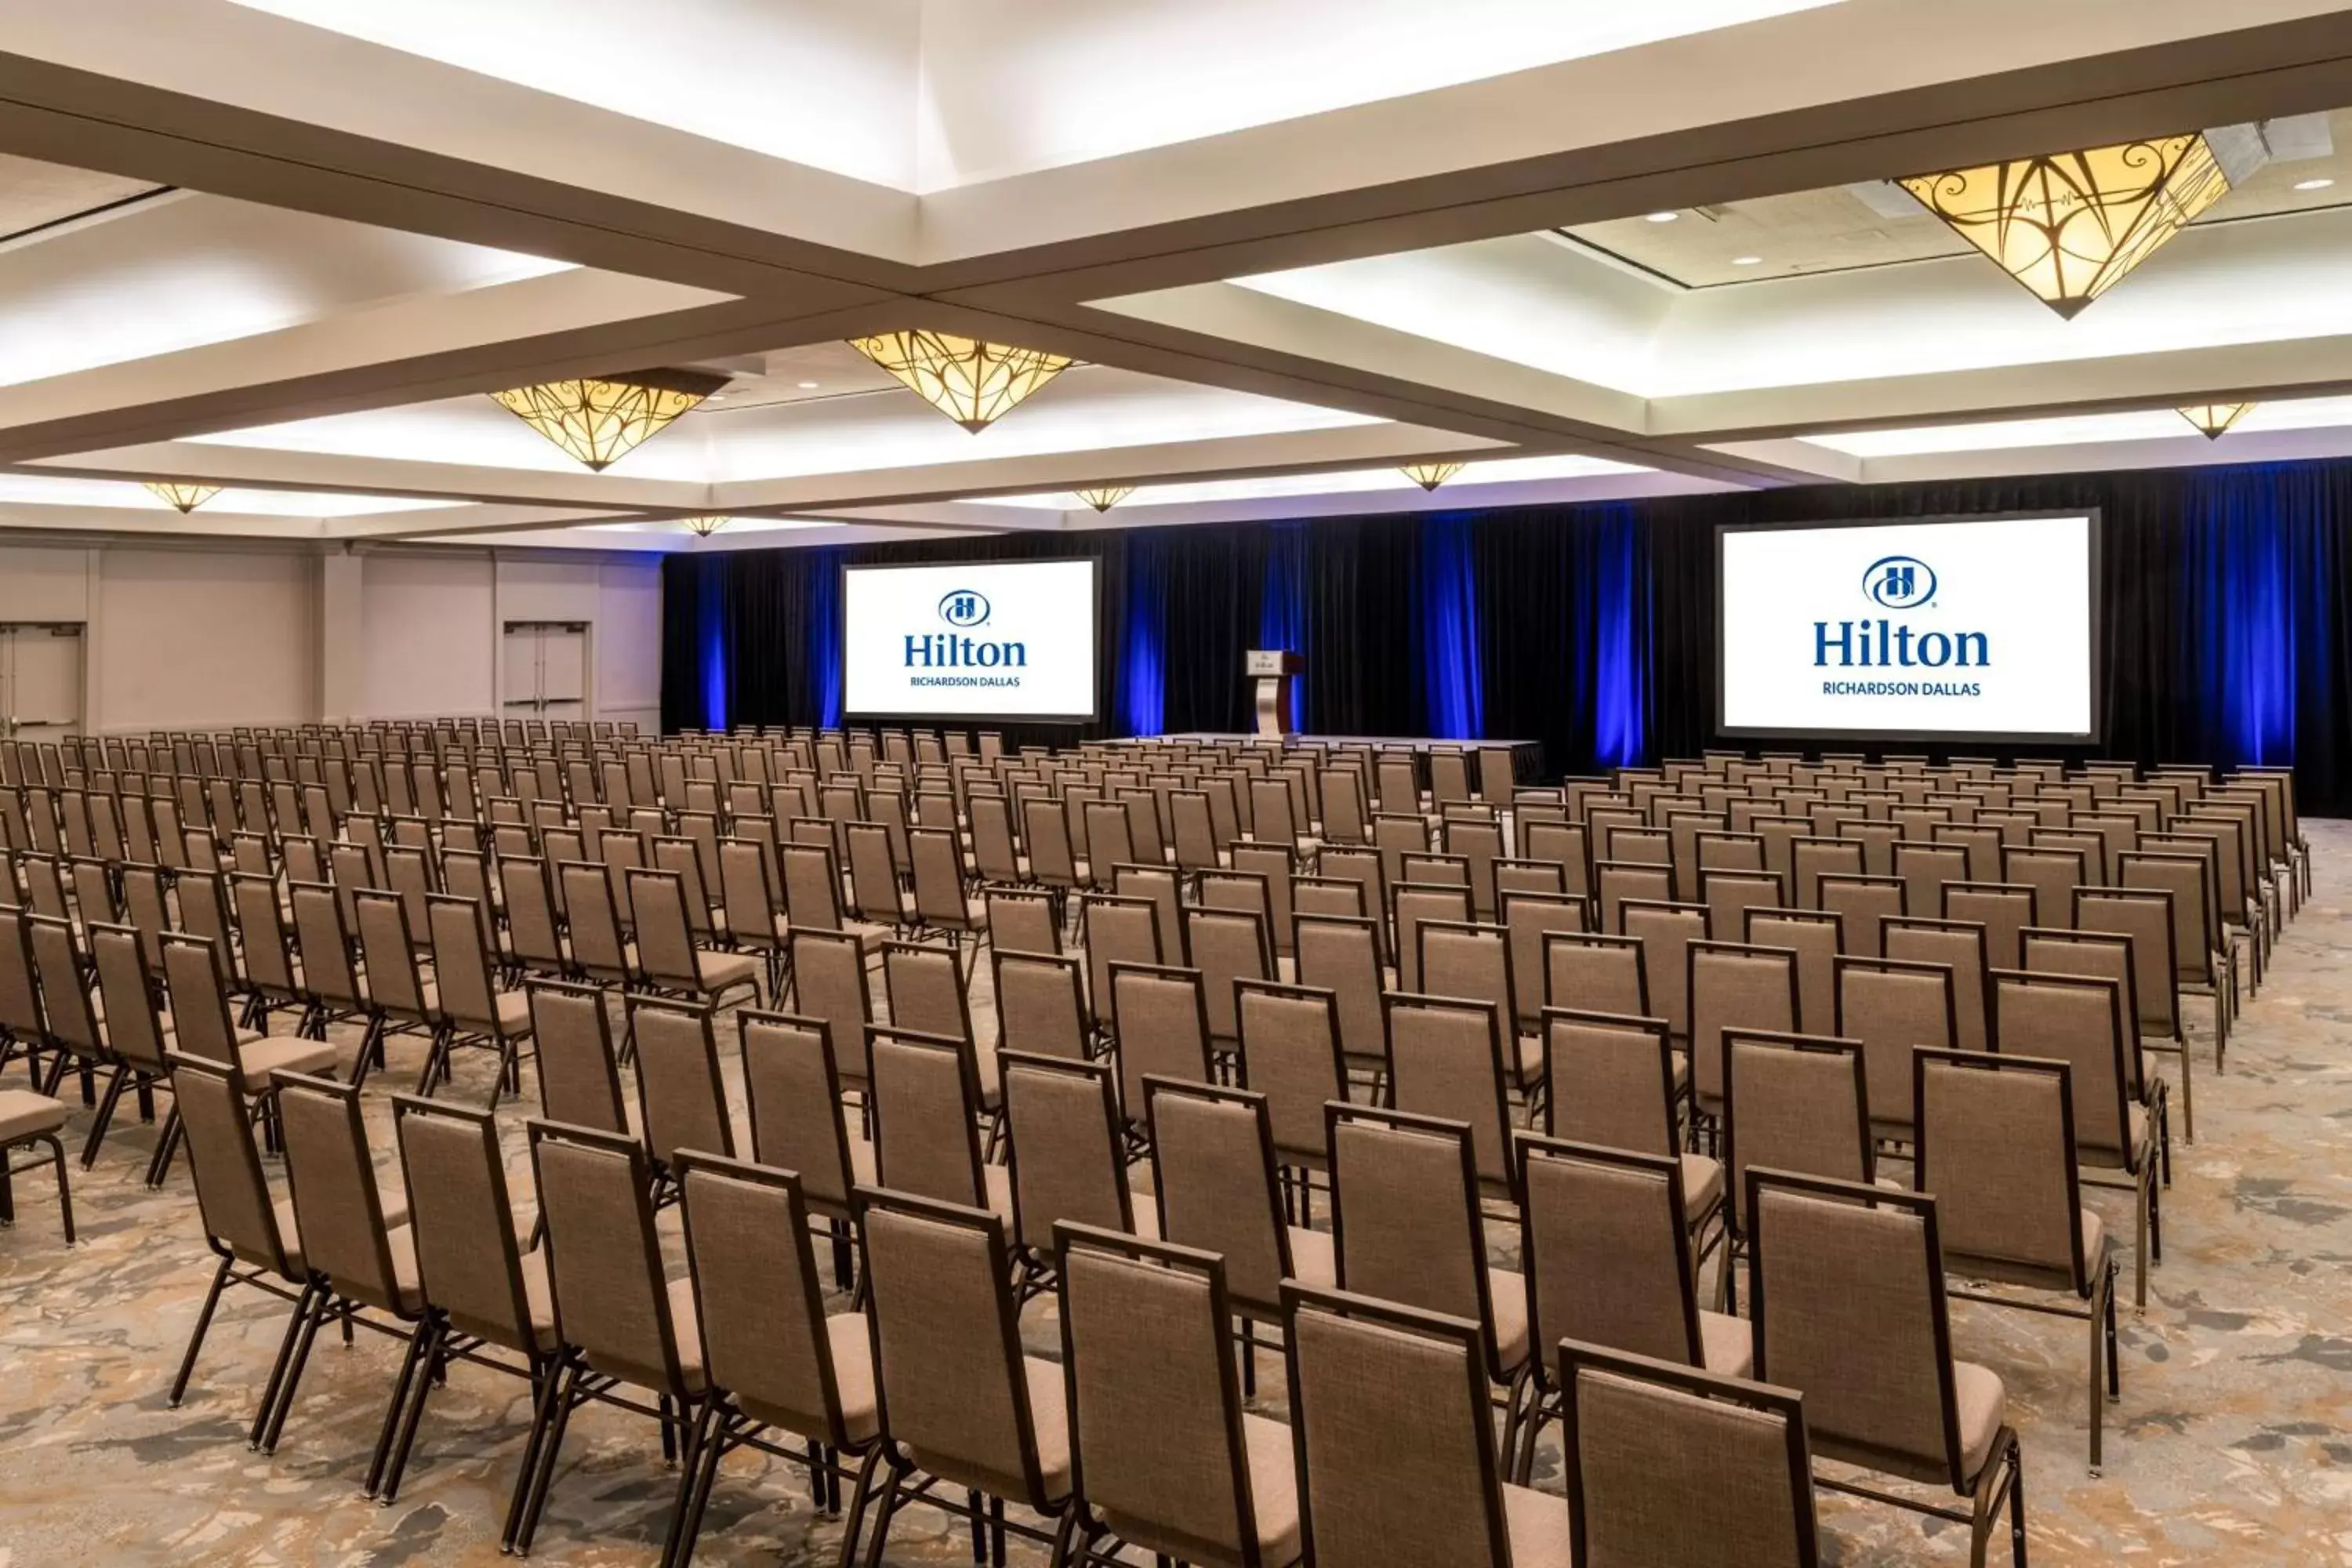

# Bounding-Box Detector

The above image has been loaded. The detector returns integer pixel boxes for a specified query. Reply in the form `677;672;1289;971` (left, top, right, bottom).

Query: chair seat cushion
1489;1265;1530;1373
664;1275;711;1395
241;1034;343;1087
1243;1412;1303;1563
1287;1224;1336;1289
695;949;760;993
0;1089;67;1143
495;989;533;1036
826;1310;880;1443
1501;1480;1573;1568
382;1222;428;1316
1679;1155;1725;1221
1697;1309;1753;1377
1027;1352;1073;1499
520;1247;560;1351
1955;1360;2007;1483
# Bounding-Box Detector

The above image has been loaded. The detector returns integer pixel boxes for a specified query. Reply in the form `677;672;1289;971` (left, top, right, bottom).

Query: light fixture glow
1400;462;1467;491
488;369;727;471
2179;402;2256;439
847;330;1074;432
1074;485;1136;512
2295;177;2336;191
1899;133;2231;318
797;380;822;389
1731;255;1763;266
681;516;731;538
143;481;222;514
1645;211;1679;223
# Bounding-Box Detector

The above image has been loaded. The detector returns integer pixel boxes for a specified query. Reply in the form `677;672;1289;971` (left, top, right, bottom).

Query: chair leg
42;1134;72;1244
81;1065;130;1169
366;1317;434;1498
146;1106;183;1189
377;1319;447;1504
503;1358;568;1552
170;1255;235;1407
860;1458;908;1568
2009;1441;2029;1568
660;1399;722;1568
2086;1287;2104;1477
514;1361;584;1555
248;1280;322;1449
836;1443;884;1568
260;1284;332;1454
2132;1171;2150;1315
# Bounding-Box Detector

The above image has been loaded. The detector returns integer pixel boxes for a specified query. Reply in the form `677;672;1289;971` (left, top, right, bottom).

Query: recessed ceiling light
1645;211;1679;223
2295;177;2335;191
1731;255;1763;266
797;380;821;389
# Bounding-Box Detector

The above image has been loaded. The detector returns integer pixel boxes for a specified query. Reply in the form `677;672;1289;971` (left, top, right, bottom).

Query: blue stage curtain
1258;521;1310;728
1417;514;1485;740
1120;535;1168;738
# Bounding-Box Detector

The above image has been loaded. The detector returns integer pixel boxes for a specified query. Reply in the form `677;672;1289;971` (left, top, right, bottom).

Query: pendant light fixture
1075;485;1135;512
2179;402;2256;439
1400;462;1467;492
143;482;222;514
848;330;1073;432
489;368;728;470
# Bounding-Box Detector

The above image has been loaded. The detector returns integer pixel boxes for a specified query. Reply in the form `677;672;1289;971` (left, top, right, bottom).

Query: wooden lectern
1246;649;1303;738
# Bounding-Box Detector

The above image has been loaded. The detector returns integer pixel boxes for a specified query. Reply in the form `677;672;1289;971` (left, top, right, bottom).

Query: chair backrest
737;1009;858;1217
1115;864;1187;965
24;911;98;1058
88;920;168;1074
426;891;506;1037
1881;916;1990;1054
1912;1048;2088;1294
625;867;702;990
1497;891;1584;1034
1283;1285;1515;1568
1558;1342;1820;1568
1701;868;1783;945
1686;939;1798;1111
2119;851;2218;985
2074;886;2180;1036
678;1152;851;1446
1328;1103;1505;1377
1054;1225;1262;1568
1109;961;1214;1123
1519;1136;1704;1374
1990;969;2136;1166
628;995;734;1171
868;1026;989;1208
1541;1008;1678;1156
858;1188;1058;1508
390;1094;538;1353
528;1119;695;1397
1183;906;1271;1047
789;929;874;1086
1417;918;1515;1026
1235;978;1347;1169
993;948;1089;1061
1741;907;1839;1036
1619;900;1708;1040
1076;891;1158;1020
1748;1170;1969;1489
2020;927;2143;1095
1940;880;2034;971
1293;912;1386;1067
1001;1051;1138;1255
159;931;245;1065
278;1071;408;1315
881;940;973;1046
1382;993;1516;1199
1722;1030;1873;1232
986;884;1062;957
1145;1079;1293;1318
1833;955;1955;1135
168;1050;297;1279
1391;881;1471;991
1818;873;1903;958
2003;844;2087;928
527;978;630;1134
1543;928;1647;1018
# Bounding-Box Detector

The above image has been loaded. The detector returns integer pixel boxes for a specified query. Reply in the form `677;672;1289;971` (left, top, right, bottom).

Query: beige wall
0;539;663;734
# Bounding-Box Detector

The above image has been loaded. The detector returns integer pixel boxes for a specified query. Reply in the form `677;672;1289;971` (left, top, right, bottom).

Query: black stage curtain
665;456;2352;812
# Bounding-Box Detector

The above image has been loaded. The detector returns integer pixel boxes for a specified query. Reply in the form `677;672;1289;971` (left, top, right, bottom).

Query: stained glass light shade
848;331;1074;432
1075;485;1135;512
143;481;222;514
681;516;730;537
2180;402;2256;439
1401;462;1467;492
489;369;727;470
1900;134;2230;318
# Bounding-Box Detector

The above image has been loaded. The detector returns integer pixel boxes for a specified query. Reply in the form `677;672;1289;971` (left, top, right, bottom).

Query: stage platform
1118;732;1545;782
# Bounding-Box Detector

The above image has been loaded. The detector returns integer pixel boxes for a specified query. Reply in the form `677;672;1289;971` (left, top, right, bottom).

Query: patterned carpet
4;825;2352;1565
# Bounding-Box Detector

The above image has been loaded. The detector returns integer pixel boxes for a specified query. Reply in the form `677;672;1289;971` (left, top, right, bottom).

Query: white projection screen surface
842;558;1100;721
1716;514;2100;742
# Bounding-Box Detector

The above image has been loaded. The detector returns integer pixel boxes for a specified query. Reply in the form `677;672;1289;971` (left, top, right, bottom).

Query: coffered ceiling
5;0;2352;554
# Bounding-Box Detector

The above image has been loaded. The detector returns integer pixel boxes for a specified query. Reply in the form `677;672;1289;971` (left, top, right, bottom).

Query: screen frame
839;555;1105;725
1713;510;2104;746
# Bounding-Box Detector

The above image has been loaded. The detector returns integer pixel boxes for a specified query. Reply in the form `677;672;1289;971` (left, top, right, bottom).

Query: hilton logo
1864;555;1936;609
938;590;991;628
1814;554;1990;670
907;587;1025;671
